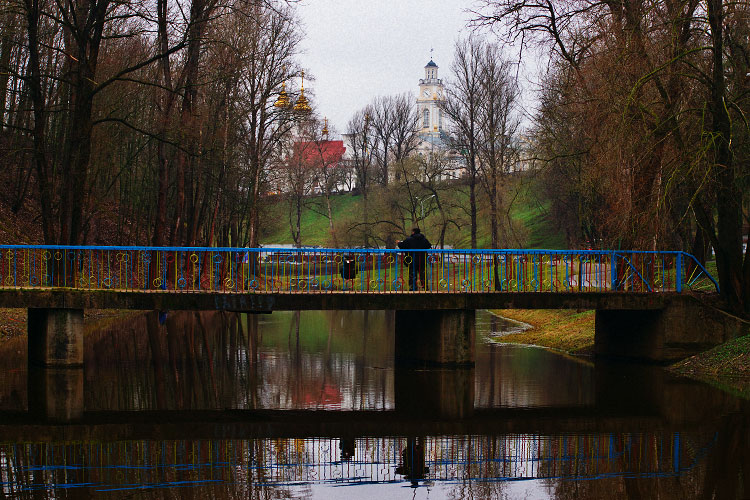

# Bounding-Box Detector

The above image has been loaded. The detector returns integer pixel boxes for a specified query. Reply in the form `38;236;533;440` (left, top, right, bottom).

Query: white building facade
414;60;466;179
416;60;446;145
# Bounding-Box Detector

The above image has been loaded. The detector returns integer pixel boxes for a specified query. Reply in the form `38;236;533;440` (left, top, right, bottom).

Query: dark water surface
0;310;748;499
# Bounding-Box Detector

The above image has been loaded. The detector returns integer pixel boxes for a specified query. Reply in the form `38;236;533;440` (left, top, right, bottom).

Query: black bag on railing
341;255;357;280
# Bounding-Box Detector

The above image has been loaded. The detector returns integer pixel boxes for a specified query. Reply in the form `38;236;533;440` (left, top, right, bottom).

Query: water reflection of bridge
0;432;716;493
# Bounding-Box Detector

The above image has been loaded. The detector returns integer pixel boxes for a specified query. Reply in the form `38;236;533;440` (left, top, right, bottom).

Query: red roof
290;140;346;167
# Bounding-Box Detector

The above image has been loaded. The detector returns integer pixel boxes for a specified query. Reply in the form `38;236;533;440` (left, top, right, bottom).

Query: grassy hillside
260;194;361;246
259;176;566;249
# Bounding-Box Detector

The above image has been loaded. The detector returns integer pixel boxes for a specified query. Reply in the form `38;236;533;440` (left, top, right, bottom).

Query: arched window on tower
423;109;429;128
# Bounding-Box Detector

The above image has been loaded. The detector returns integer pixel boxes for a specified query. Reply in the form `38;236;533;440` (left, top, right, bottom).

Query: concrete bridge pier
28;366;84;422
394;310;475;366
395;367;475;419
28;308;84;367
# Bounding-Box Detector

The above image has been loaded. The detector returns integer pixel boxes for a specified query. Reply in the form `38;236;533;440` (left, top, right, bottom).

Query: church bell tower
417;58;445;142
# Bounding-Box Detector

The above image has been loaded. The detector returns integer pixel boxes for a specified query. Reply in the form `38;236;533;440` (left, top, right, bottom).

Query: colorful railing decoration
0;246;719;293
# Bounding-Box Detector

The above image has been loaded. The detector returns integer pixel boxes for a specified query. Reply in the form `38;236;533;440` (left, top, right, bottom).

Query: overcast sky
296;1;478;137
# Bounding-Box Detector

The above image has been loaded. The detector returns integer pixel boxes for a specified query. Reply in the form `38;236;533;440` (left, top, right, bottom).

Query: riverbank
488;309;595;354
0;308;25;341
0;308;140;341
670;334;750;399
492;308;750;400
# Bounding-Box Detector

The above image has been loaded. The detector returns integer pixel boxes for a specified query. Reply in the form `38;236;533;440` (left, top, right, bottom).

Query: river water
0;309;747;499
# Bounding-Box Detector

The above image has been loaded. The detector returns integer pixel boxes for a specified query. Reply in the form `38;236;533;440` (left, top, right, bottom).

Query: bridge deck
0;288;696;311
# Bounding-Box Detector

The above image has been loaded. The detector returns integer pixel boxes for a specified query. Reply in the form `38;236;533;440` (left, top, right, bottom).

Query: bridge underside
0;289;685;311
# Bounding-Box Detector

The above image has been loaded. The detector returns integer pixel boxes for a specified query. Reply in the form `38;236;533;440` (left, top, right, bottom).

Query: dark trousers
408;263;426;291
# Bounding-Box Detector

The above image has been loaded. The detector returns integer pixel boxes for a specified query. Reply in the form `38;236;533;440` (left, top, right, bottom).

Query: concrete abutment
595;296;749;362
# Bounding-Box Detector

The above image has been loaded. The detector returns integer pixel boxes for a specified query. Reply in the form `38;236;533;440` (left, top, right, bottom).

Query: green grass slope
259;178;565;249
671;335;750;399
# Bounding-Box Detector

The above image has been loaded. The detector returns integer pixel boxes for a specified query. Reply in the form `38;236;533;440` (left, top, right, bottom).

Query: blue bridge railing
0;246;719;294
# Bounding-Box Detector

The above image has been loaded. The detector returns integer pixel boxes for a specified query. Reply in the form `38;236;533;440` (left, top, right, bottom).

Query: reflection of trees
699;414;749;499
79;310;394;411
0;335;26;411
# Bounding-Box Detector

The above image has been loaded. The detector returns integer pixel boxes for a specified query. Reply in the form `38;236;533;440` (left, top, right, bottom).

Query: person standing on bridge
397;228;432;291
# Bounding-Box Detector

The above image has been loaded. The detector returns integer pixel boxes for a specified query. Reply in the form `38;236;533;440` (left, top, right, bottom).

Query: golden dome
322;117;329;136
294;71;312;113
274;81;290;108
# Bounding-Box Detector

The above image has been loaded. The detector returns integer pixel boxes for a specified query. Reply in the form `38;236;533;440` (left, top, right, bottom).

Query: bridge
0;245;735;366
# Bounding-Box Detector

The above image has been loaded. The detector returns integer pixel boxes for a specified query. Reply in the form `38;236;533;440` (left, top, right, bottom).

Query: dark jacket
398;233;432;266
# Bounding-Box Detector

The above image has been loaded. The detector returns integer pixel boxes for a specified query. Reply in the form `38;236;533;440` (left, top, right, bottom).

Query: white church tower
417;59;445;144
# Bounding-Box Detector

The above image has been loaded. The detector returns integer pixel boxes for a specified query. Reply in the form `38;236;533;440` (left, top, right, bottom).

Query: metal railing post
676;252;683;293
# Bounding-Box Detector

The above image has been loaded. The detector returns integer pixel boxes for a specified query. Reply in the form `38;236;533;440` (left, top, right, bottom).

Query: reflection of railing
0;433;710;495
0;246;719;293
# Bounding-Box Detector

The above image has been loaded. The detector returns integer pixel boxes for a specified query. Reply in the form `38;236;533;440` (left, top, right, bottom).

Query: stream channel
0;309;747;499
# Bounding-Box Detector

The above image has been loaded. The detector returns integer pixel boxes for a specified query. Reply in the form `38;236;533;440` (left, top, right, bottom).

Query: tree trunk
152;0;174;247
325;193;338;247
708;0;744;313
23;0;55;243
469;162;478;249
172;0;206;246
0;13;15;131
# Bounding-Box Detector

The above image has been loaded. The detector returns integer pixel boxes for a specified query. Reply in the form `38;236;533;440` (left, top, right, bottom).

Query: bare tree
281;118;318;247
397;153;464;248
19;0;191;244
365;93;421;246
305;122;346;247
389;92;420;180
474;0;750;313
442;37;484;249
232;3;303;247
366;93;420;187
369;96;395;186
345;108;376;246
476;43;521;251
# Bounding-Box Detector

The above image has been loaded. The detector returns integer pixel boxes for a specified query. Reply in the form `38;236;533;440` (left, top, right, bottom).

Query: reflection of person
339;438;355;461
395;437;428;487
397;228;432;291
